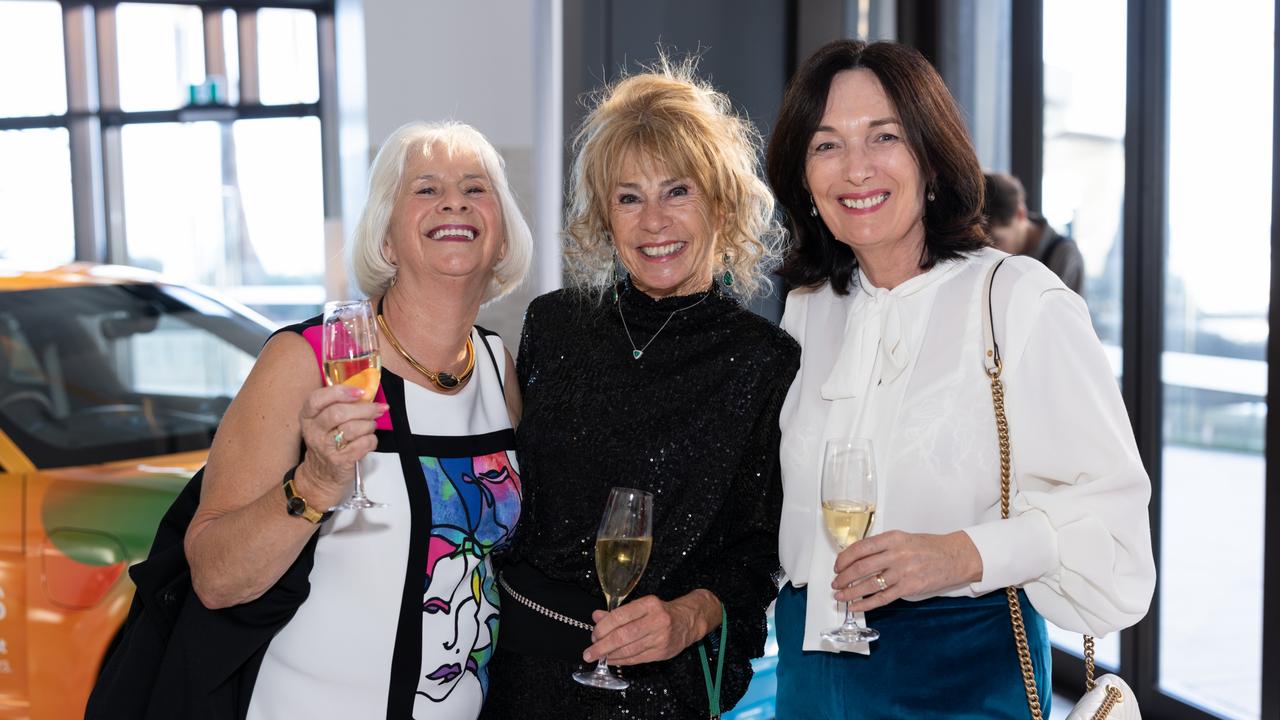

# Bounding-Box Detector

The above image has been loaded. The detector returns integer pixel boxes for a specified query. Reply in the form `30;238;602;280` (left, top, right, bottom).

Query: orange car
0;265;272;719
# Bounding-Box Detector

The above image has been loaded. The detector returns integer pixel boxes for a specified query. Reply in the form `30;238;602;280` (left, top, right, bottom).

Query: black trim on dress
383;372;434;718
374;427;517;458
475;326;505;395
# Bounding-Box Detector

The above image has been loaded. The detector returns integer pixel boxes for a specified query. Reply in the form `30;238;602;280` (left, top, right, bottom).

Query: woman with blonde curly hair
481;63;799;719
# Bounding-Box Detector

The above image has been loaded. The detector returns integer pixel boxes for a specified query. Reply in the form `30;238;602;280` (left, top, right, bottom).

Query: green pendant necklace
616;285;712;360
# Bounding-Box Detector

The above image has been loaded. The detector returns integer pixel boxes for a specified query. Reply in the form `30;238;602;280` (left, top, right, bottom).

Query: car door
0;455;30;719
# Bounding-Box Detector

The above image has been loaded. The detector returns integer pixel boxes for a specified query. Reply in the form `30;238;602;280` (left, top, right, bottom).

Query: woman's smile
636;240;688;261
836;191;891;214
427;223;479;241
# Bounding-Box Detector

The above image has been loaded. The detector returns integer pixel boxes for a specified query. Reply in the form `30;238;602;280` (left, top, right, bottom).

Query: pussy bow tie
820;288;909;401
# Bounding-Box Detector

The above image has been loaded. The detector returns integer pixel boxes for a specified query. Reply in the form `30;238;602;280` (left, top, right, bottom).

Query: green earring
721;253;734;287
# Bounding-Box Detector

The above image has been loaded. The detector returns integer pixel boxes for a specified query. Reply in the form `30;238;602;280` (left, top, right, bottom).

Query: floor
1050;694;1071;720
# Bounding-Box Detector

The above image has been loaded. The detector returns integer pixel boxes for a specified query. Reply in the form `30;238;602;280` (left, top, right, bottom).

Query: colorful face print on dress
413;450;521;715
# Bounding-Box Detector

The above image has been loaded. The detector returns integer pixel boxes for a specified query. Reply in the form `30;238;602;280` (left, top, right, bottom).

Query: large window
0;128;74;267
0;0;66;117
1041;0;1126;357
0;1;73;266
0;0;331;324
1040;0;1127;670
115;3;207;111
1012;2;1277;718
118;117;324;294
1158;2;1272;717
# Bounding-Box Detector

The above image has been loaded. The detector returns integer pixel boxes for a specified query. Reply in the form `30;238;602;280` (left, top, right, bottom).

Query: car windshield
0;282;270;468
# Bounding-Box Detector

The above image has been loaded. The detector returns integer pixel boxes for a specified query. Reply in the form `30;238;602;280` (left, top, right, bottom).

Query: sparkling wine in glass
821;438;880;646
572;487;654;691
322;300;385;510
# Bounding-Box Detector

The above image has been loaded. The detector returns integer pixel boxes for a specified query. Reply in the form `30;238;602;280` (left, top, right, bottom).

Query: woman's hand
296;383;388;496
831;530;983;612
583;590;721;666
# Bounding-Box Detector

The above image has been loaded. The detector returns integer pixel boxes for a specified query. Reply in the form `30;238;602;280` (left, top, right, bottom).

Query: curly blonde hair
564;58;783;299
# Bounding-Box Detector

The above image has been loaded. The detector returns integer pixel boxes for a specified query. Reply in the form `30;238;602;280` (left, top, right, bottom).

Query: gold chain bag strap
980;258;1139;720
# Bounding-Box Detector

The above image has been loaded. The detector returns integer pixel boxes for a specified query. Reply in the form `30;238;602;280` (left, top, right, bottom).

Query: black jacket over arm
86;468;317;720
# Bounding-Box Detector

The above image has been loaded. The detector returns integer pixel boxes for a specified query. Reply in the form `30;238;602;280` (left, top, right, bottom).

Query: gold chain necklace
376;310;475;390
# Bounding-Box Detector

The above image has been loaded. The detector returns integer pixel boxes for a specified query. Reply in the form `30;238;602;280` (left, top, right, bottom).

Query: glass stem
843;600;857;629
352;459;367;500
594;595;621;674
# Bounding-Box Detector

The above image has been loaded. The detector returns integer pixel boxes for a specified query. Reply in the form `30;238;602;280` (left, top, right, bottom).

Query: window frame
1010;1;1278;717
1266;0;1280;710
0;0;336;296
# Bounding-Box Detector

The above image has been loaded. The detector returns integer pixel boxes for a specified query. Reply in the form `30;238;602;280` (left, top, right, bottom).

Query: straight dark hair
766;40;989;294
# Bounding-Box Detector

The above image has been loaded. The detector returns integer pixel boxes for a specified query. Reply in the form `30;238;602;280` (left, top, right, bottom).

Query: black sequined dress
481;279;799;719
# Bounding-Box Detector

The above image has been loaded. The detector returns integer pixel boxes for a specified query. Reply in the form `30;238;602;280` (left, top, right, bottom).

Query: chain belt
497;573;594;632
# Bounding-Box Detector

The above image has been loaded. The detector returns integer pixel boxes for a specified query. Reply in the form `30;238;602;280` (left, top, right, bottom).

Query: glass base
572;667;629;691
822;624;880;646
330;495;386;511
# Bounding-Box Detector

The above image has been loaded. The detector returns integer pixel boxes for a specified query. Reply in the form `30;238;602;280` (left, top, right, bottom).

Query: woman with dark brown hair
766;39;1154;717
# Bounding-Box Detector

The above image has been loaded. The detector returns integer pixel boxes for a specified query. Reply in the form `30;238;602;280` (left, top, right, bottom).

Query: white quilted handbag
1064;673;1141;720
983;260;1143;720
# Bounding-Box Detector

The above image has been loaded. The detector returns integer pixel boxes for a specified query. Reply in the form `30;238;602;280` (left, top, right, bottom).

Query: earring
611;249;624;303
927;186;937;202
809;195;818;217
382;247;398;286
721;252;735;287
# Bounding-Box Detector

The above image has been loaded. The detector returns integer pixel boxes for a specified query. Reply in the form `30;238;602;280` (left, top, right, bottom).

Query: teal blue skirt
775;583;1051;719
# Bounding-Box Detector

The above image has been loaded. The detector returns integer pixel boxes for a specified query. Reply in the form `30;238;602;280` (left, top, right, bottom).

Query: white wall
346;0;560;349
363;2;536;151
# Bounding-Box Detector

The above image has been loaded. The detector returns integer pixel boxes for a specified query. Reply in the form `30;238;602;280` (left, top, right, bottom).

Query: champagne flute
322;300;385;510
572;487;654;690
820;438;880;646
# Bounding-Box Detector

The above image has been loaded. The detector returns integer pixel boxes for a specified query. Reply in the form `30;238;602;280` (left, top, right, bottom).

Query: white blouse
778;247;1155;652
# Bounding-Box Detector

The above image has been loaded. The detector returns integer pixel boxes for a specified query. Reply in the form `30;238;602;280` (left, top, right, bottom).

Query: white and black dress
245;317;522;720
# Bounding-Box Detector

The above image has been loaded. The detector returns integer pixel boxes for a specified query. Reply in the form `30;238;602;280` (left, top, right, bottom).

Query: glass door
1041;0;1129;671
1157;2;1272;718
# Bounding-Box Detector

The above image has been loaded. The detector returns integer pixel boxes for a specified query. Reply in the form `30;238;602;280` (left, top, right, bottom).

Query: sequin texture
483;279;800;718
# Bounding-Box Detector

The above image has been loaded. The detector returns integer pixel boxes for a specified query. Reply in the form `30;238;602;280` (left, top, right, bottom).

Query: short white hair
351;121;533;304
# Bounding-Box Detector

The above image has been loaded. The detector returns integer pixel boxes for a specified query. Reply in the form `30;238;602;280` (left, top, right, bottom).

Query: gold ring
333;430;346;450
874;573;888;592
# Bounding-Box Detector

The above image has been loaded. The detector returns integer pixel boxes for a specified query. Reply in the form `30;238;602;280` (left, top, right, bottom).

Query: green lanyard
697;607;729;719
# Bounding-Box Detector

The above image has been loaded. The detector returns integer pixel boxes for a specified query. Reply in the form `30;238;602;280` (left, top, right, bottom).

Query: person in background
983;171;1086;296
766;39;1154;718
482;61;799;719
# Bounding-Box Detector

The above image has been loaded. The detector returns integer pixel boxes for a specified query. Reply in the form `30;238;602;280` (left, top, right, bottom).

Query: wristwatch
282;465;333;524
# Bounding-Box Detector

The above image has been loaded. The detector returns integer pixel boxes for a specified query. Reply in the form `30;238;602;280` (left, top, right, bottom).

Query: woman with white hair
178;120;531;719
